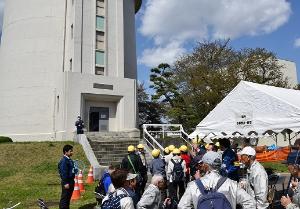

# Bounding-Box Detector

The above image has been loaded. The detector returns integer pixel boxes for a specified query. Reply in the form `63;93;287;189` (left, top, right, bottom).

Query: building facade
0;0;142;141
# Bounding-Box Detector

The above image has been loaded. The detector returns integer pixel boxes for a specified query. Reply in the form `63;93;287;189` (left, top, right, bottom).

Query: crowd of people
94;138;274;209
59;138;300;209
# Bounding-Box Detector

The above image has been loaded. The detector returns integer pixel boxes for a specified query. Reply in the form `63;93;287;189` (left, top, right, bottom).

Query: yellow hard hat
151;149;160;158
164;147;170;154
128;145;135;152
137;144;144;149
205;143;210;149
168;145;175;152
179;145;188;152
172;148;180;154
215;142;220;147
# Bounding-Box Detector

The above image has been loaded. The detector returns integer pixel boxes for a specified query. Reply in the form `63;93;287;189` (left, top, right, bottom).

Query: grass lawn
0;141;98;209
261;161;289;173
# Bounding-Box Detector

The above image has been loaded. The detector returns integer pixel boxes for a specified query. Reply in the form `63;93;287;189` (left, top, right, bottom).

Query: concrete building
278;59;298;87
0;0;142;141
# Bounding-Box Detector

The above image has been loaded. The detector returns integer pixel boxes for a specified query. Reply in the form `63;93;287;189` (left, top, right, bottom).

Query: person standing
167;148;186;202
58;144;78;209
219;138;239;181
180;145;191;184
75;116;84;134
178;151;256;209
240;146;269;209
136;144;148;194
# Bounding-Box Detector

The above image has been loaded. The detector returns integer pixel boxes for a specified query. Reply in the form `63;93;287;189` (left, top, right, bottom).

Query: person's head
179;145;188;153
108;163;119;174
127;145;135;153
200;151;222;174
206;143;216;152
111;169;128;189
240;146;256;168
152;149;160;158
219;138;231;151
168;145;175;153
63;144;73;157
125;173;137;189
172;148;180;156
137;144;144;153
151;174;165;190
77;116;81;120
164;147;170;155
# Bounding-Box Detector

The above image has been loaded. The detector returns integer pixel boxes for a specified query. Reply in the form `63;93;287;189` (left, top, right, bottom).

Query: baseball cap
126;173;137;181
202;151;222;166
240;146;256;156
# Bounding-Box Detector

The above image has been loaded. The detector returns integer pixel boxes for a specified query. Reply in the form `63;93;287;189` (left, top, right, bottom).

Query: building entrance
89;107;109;132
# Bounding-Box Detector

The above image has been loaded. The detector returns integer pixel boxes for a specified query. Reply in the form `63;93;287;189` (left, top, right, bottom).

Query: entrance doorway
89;107;109;132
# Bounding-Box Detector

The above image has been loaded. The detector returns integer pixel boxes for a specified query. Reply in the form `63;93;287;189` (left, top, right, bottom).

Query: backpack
101;192;127;209
196;177;232;209
171;159;184;182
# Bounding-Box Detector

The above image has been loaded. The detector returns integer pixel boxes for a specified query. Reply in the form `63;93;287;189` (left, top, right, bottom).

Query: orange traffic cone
71;175;81;201
86;165;94;184
78;170;85;193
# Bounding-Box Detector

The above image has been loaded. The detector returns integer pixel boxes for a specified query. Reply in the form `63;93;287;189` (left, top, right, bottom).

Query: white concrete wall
0;0;139;141
0;0;66;140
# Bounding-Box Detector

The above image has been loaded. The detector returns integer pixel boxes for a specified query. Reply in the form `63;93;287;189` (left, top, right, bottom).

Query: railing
142;124;192;152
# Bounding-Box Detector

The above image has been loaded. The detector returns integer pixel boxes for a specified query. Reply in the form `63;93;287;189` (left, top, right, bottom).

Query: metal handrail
179;125;193;148
142;125;164;152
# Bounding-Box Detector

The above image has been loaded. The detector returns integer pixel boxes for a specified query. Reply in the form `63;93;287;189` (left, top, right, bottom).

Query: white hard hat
240;146;256;156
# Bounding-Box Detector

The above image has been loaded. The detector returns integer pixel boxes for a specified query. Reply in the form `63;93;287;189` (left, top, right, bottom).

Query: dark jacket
221;148;239;181
121;153;144;174
58;156;77;185
125;187;140;208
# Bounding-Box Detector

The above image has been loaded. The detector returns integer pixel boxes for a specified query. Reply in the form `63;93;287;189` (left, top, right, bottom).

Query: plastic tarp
190;81;300;138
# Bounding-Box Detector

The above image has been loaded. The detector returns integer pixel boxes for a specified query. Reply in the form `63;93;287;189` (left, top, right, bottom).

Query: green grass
0;142;98;209
261;162;289;173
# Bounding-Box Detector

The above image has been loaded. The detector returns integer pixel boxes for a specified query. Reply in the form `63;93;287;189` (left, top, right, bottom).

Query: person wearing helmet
121;145;144;198
180;145;191;184
240;146;269;209
167;148;186;201
136;144;148;194
178;151;256;209
164;145;175;167
150;149;168;201
191;138;206;157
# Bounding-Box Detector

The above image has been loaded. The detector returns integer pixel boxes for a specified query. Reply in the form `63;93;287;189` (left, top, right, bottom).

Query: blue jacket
58;156;77;185
102;171;112;194
221;148;239;181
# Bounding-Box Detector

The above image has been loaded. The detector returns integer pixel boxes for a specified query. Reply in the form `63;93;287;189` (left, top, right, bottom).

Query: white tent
190;81;300;138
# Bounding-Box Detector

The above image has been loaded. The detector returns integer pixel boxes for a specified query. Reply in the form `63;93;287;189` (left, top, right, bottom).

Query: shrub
0;136;13;143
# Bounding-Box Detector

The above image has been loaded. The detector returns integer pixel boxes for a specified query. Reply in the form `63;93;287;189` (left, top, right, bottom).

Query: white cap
126;173;137;181
202;151;222;166
240;146;256;156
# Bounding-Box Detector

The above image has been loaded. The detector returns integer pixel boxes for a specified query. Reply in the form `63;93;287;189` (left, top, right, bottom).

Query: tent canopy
190;81;300;138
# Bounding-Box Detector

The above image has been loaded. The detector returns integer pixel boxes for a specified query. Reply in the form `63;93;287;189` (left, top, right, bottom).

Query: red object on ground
78;170;85;193
86;165;94;184
71;175;81;201
256;146;290;162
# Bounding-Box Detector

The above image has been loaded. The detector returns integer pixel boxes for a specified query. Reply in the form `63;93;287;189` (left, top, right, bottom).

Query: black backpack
171;159;184;182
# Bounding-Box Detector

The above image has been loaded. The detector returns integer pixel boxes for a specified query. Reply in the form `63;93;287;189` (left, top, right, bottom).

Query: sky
0;0;298;89
136;0;300;89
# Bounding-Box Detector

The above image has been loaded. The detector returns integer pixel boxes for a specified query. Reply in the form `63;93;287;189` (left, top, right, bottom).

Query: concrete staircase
86;131;140;166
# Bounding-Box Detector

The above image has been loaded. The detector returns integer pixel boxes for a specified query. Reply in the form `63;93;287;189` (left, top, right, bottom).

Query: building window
96;16;105;31
96;31;105;50
96;0;105;16
70;59;72;71
95;51;105;65
95;67;104;75
71;24;73;39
